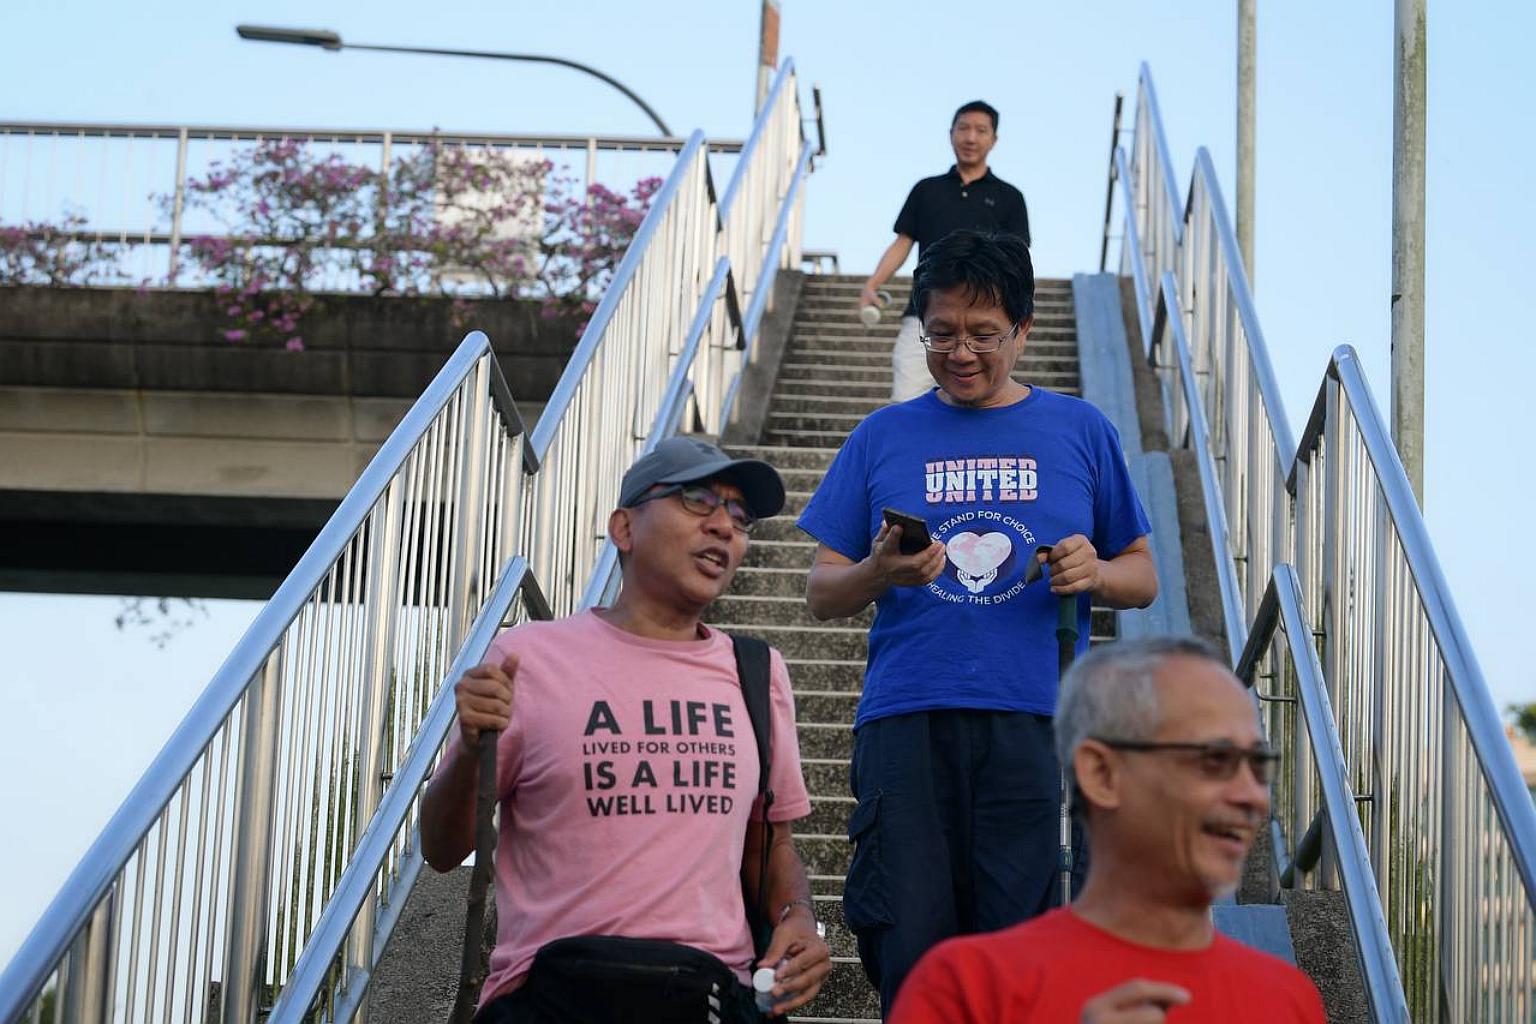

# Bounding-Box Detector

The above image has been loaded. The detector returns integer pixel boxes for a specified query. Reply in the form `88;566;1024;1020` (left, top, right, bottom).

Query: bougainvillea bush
0;213;114;287
0;137;660;349
174;138;660;347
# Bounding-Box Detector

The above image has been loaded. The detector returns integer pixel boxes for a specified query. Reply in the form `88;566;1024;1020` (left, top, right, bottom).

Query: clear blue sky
1;0;1531;968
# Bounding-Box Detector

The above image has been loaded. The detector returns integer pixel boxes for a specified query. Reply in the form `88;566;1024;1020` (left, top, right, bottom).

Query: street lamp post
236;25;674;137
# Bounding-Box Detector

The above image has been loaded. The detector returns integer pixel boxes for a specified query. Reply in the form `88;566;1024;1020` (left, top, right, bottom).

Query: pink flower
224;329;248;342
285;337;304;351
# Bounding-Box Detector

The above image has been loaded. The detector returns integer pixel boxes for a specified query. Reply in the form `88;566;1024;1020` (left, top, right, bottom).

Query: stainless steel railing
0;121;743;290
1112;62;1536;1020
0;333;533;1024
1237;566;1409;1023
1290;349;1536;1020
1;59;812;1024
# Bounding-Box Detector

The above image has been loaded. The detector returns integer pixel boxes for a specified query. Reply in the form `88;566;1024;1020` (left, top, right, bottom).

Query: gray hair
1054;636;1230;780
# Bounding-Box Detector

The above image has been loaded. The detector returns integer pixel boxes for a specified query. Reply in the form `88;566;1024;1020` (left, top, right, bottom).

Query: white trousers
891;315;932;402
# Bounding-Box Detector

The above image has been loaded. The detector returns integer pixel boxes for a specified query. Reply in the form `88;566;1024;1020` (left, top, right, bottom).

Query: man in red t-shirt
889;637;1325;1023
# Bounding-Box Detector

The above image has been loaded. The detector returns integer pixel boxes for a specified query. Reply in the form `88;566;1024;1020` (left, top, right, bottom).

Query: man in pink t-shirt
890;638;1326;1023
422;438;830;1023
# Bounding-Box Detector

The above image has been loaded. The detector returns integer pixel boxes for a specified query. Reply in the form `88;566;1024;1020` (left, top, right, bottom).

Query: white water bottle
753;966;780;1012
859;289;894;327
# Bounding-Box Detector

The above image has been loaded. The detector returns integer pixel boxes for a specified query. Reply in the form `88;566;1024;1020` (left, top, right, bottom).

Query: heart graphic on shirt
946;531;1013;594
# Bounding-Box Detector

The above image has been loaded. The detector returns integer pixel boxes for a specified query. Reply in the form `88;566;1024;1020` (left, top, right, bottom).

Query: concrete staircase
713;274;1090;1022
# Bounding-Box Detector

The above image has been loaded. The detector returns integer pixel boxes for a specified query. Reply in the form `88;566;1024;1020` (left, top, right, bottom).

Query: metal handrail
1151;273;1245;658
718;59;798;221
1237;567;1410;1024
0;330;528;1021
1112;64;1536;1021
1137;63;1185;242
718;141;815;424
1187;147;1295;461
0;121;744;290
0;120;745;150
577;255;736;611
1112;146;1153;349
268;558;550;1023
529;129;711;460
1294;348;1536;902
1097;92;1124;273
4;59;815;1024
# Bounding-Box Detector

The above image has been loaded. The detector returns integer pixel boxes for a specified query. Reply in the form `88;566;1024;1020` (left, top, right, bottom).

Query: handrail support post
221;650;286;1024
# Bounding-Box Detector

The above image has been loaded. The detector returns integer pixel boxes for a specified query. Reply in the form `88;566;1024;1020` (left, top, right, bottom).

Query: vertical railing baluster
344;475;406;1013
222;652;285;1024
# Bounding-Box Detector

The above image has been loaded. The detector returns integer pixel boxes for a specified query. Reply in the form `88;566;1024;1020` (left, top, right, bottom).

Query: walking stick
1053;591;1080;905
448;729;499;1024
1026;545;1081;907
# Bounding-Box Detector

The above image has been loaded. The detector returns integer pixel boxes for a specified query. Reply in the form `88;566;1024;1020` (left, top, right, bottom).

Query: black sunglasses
1091;738;1280;784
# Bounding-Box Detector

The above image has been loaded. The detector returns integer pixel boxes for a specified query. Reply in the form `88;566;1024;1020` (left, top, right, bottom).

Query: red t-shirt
890;908;1326;1023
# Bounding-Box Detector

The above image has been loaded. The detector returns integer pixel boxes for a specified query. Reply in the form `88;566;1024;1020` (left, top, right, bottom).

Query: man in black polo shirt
858;100;1031;402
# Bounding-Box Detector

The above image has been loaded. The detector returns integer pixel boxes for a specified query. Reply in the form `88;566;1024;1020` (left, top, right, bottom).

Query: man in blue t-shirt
798;230;1158;1016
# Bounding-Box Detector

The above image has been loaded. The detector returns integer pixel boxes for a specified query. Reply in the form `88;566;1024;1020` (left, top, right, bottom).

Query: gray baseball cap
619;437;785;520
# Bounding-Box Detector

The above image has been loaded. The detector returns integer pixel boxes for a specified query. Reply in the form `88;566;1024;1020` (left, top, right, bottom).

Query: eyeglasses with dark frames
917;321;1022;354
629;483;757;534
1091;738;1280;784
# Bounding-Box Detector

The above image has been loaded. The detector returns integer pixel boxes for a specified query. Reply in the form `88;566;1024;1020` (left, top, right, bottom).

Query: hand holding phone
881;508;933;556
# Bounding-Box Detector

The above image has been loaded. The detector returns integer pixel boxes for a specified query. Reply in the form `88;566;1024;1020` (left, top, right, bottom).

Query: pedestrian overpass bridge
3;62;1532;1024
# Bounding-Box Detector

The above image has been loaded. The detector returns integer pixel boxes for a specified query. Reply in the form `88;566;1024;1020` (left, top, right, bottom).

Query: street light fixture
235;24;674;136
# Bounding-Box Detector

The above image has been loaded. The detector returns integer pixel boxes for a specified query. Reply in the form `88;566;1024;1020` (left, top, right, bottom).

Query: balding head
1056;637;1271;902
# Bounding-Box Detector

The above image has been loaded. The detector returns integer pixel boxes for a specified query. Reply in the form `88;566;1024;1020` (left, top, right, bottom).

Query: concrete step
762;379;892;400
725;600;1118;641
780;349;903;369
800;756;853;792
1281;889;1370;1023
765;412;877;435
777;363;893;383
780;355;1083;384
794;832;855;877
774;363;1080;393
740;539;818;569
771;395;893;417
796;295;1073;313
795;690;861;726
792;309;1077;327
802;276;1069;293
803;794;858;834
793;324;1078;342
791;721;855;759
809;874;846;897
763;428;851;448
712;593;873;629
781;341;1083;363
726;445;840;471
750;515;814;543
782;490;816;515
728;565;812;597
784;660;866;691
724;624;868;662
801;958;880;1021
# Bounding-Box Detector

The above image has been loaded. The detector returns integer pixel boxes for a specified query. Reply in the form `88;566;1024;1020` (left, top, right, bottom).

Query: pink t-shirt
435;610;813;1009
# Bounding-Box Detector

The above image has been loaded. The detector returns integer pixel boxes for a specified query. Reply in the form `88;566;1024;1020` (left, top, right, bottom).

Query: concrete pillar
755;0;781;115
1391;0;1427;505
1237;0;1257;283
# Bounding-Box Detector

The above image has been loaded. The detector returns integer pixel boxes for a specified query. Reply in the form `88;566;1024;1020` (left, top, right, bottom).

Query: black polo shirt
893;165;1030;315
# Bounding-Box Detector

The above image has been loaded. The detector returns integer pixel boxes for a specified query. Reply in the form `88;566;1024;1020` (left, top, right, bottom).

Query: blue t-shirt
797;388;1151;728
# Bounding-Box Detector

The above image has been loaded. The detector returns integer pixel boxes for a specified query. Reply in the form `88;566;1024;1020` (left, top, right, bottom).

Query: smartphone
881;508;933;556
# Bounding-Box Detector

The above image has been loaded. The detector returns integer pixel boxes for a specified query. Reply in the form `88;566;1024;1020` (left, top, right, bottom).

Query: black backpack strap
732;634;774;810
732;634;775;941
